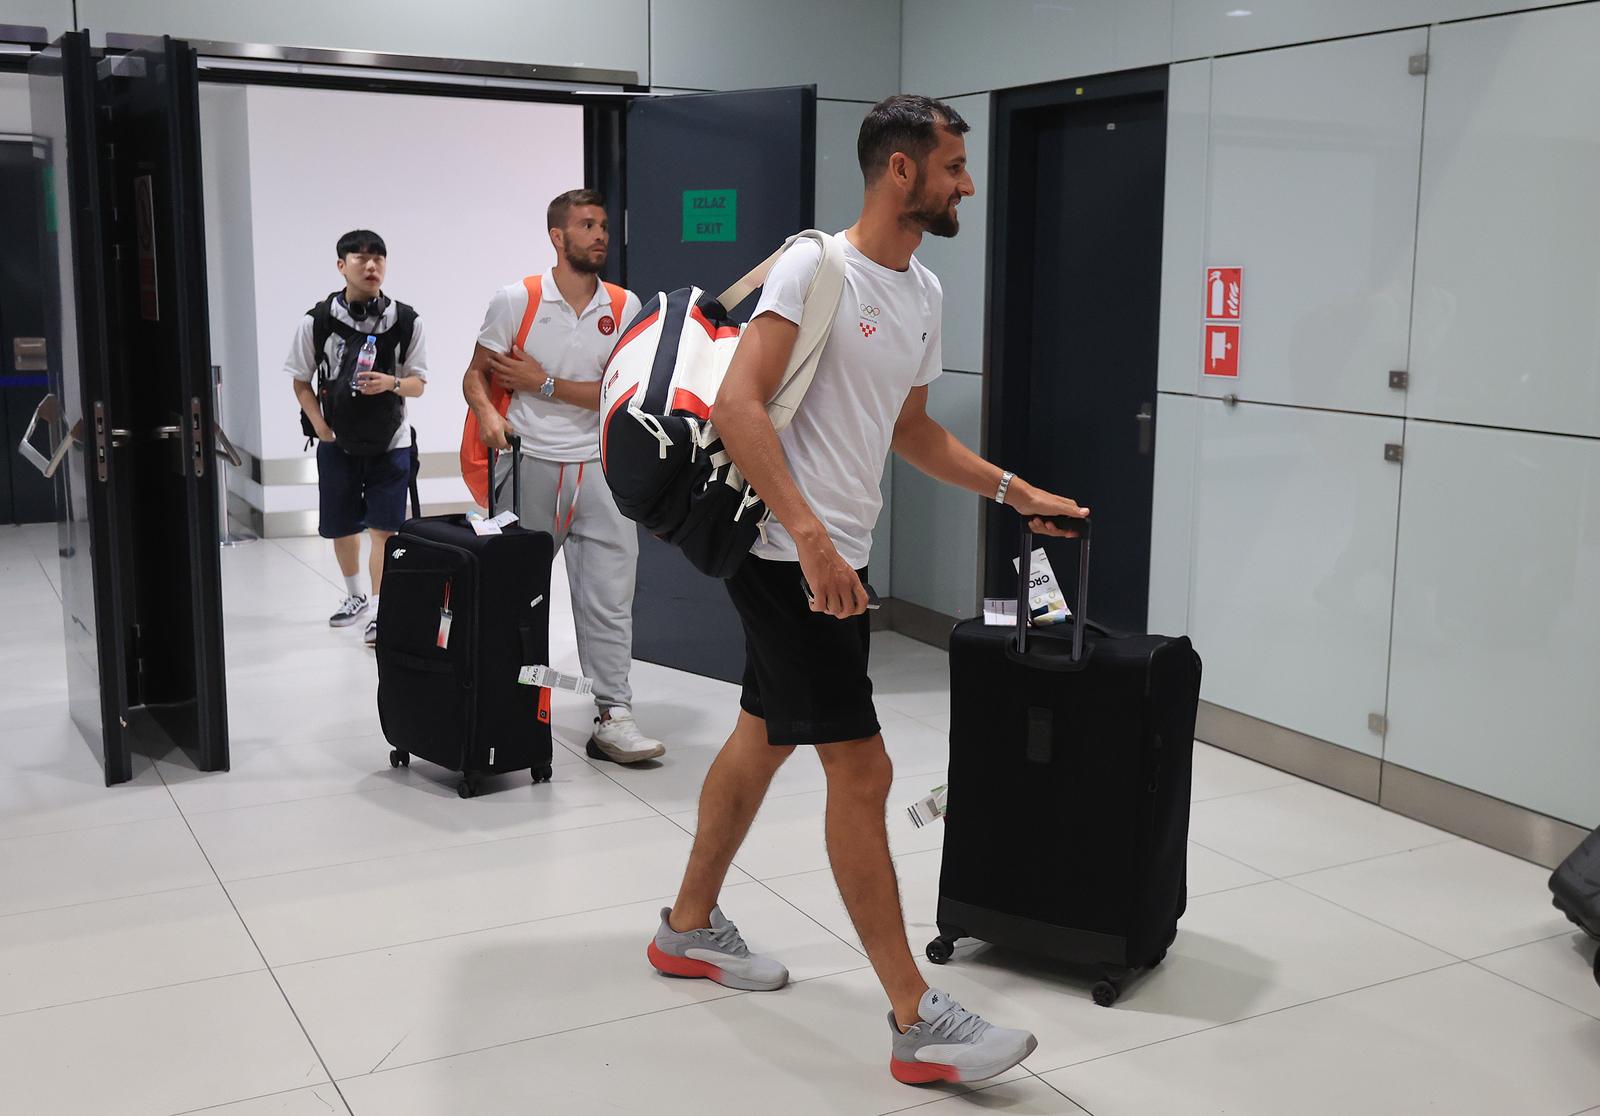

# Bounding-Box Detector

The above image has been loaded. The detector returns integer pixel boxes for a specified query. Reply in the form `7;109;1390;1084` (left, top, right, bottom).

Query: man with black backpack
288;229;428;646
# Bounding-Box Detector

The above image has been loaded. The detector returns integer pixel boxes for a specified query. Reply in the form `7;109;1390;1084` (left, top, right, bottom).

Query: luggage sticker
437;580;453;649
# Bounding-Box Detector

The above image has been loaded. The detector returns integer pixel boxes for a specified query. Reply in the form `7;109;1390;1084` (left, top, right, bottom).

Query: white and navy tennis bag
598;230;846;578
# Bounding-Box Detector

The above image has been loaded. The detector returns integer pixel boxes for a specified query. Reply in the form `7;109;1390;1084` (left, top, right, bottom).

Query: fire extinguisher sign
1203;266;1242;378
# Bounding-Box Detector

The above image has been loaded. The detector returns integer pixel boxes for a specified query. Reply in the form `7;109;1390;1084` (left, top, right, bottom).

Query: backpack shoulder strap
512;275;543;352
390;300;419;362
763;231;847;434
602;281;629;324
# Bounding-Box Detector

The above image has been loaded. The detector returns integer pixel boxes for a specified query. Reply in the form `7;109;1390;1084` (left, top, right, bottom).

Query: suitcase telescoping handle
1015;515;1092;662
488;432;522;519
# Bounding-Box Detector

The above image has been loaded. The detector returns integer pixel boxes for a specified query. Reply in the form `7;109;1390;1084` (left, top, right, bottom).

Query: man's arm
716;312;868;619
293;379;334;441
891;385;1089;535
463;344;511;450
486;345;601;411
286;319;333;441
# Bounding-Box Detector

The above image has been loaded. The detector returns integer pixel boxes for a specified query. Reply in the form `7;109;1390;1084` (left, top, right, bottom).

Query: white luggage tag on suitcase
906;784;949;828
517;664;594;695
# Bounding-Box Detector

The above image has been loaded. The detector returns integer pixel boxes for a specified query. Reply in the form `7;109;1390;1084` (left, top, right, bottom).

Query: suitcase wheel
389;750;409;769
1091;980;1121;1008
457;777;478;799
531;765;553;785
925;937;956;965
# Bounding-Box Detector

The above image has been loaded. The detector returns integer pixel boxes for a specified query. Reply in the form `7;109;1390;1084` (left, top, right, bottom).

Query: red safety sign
1205;267;1241;321
1204;324;1240;378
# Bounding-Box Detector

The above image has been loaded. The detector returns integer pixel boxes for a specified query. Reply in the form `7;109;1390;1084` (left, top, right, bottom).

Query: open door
27;32;228;783
623;85;816;683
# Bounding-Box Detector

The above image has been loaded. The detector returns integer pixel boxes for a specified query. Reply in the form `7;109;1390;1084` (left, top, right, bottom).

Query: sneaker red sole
647;941;723;982
890;1058;962;1084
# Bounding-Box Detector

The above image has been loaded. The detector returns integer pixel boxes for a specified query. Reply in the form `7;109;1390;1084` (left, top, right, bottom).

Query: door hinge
1389;370;1409;391
1408;52;1429;75
1384;443;1404;464
1368;713;1388;736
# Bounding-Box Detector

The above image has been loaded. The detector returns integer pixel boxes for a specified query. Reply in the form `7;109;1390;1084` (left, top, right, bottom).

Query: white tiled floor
2;521;1598;1115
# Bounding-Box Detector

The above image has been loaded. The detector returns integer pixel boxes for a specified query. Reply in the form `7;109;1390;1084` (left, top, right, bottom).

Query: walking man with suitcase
647;96;1088;1083
462;190;665;765
288;229;428;647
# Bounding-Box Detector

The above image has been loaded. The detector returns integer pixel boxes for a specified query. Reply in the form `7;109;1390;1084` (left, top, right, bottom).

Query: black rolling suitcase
376;436;556;798
1549;828;1600;987
927;517;1202;1006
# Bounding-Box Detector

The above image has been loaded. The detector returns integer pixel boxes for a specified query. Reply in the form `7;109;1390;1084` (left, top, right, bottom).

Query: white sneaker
329;594;368;627
587;708;665;764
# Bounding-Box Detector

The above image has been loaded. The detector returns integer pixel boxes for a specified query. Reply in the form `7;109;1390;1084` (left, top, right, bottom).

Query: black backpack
300;293;417;455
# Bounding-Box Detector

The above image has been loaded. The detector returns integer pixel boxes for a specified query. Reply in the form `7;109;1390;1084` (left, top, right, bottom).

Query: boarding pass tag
436;608;453;649
905;785;949;829
489;510;518;528
517;665;594;695
469;518;501;536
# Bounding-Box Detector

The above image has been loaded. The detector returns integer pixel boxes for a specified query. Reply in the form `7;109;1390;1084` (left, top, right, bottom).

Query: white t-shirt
750;233;943;569
283;294;428;453
476;272;642;463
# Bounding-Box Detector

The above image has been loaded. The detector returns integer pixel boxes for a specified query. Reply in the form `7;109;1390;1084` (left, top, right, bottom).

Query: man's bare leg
817;735;928;1028
668;710;794;932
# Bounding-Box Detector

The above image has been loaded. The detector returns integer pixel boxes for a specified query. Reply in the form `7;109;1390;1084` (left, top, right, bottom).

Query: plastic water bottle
352;335;377;395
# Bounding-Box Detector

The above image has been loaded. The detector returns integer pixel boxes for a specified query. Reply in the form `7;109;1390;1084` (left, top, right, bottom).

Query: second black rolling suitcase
1549;827;1600;987
376;437;556;798
927;517;1202;1006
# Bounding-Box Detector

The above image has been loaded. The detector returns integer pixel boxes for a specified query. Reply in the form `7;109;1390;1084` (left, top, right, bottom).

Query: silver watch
994;470;1015;505
539;375;557;399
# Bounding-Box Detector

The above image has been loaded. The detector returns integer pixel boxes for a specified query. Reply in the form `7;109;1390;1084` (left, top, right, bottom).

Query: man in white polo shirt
462;189;664;765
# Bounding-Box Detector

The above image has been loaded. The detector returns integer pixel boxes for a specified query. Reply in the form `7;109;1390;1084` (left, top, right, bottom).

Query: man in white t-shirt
646;97;1089;1083
462;189;663;764
287;229;428;648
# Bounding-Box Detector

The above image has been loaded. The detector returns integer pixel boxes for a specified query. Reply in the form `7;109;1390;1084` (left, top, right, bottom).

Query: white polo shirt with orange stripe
476;271;642;463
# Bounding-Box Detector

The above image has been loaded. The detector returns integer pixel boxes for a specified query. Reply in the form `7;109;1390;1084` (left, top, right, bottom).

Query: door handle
17;393;78;478
1135;402;1154;456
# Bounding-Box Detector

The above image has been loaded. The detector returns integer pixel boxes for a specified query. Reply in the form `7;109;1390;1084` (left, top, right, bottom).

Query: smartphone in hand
801;574;881;611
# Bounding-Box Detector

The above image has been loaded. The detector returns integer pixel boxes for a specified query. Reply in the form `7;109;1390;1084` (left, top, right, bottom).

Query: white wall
1145;4;1600;828
0;0;68;37
0;71;28;133
206;85;583;514
197;83;261;513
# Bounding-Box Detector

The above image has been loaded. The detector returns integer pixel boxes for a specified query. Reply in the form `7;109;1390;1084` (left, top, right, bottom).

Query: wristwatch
539;375;557;399
994;470;1015;505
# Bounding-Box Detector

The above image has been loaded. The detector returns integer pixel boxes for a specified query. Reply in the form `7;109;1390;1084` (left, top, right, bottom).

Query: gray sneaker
647;906;788;991
889;988;1038;1085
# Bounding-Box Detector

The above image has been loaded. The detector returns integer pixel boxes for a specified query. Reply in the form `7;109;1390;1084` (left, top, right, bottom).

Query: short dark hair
857;94;969;183
336;229;386;258
547;189;607;232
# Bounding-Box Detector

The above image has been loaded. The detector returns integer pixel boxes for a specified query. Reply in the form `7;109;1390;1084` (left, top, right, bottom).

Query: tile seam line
152;759;356;1115
1027;958;1464;1077
347;960;878;1080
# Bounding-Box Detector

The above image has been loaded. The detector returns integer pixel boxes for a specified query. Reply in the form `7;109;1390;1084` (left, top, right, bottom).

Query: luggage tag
468;510;519;537
517;664;594;696
905;784;949;829
436;580;453;649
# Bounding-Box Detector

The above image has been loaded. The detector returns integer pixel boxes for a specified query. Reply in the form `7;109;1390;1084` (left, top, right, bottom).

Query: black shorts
725;555;879;746
316;442;411;538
